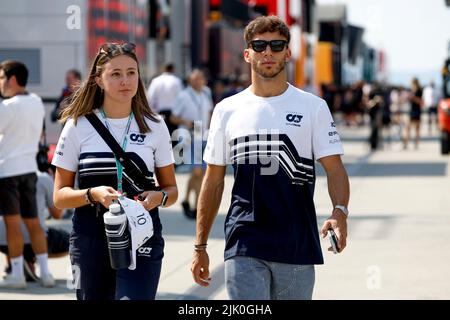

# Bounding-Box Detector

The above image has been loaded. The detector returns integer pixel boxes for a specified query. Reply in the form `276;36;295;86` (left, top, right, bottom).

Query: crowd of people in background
319;77;440;150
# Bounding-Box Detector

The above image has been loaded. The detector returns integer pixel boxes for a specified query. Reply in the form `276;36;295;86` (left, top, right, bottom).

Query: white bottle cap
109;203;121;214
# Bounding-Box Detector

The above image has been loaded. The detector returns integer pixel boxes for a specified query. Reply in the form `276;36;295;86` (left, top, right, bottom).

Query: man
0;60;55;288
170;69;213;219
191;16;349;300
147;63;183;136
422;81;439;134
51;69;82;123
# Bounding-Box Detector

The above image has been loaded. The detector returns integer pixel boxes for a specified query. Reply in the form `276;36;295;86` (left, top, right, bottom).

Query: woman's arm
53;167;120;209
137;164;178;210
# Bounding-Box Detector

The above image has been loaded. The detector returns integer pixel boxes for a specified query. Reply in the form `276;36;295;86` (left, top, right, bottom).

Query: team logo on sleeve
285;112;303;127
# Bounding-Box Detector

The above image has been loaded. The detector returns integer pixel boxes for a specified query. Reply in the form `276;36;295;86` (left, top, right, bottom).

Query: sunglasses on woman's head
249;40;288;53
98;42;136;55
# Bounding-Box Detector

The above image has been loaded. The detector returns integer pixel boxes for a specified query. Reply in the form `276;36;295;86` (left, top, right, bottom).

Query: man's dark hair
0;60;29;87
164;63;174;73
67;69;82;80
244;15;290;46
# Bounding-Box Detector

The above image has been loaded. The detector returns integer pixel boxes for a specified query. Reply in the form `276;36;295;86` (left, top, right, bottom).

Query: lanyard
100;108;134;194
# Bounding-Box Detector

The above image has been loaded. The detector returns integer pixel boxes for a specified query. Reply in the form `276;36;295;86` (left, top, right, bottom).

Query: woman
52;43;178;300
403;77;423;149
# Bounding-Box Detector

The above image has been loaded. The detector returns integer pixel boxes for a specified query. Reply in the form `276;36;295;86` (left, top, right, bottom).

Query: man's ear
8;75;18;87
285;48;292;63
243;49;251;63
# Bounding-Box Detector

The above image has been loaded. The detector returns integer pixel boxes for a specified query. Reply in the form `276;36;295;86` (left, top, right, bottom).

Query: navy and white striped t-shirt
52;111;174;237
204;84;344;265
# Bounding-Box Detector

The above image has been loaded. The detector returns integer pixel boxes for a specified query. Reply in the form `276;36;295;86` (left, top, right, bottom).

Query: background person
170;69;213;219
403;77;423;149
0;60;55;289
147;63;183;137
51;69;82;123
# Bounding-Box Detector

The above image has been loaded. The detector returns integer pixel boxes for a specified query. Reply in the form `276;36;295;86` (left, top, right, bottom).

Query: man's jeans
225;256;315;300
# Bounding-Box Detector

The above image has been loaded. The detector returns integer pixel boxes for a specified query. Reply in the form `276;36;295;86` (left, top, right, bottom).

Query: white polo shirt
147;72;183;112
0;93;45;178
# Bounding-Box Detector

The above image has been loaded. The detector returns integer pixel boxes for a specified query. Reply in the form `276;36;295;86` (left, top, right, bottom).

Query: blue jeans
225;256;315;300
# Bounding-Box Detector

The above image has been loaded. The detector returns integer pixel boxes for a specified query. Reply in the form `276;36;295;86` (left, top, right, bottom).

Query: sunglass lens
250;40;286;52
270;40;286;52
251;41;267;52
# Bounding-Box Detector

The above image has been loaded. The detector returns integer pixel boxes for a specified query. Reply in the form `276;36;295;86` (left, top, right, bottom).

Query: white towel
118;197;154;270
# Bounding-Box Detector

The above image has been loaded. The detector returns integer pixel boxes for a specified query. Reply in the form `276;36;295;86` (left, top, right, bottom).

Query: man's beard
252;60;286;79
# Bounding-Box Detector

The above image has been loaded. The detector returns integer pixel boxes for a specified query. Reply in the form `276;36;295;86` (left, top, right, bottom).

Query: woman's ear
95;77;103;90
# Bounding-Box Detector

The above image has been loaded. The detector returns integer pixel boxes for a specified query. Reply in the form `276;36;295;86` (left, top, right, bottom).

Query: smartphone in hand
327;229;339;254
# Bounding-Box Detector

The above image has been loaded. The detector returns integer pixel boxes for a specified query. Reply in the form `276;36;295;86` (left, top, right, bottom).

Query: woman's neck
102;99;132;118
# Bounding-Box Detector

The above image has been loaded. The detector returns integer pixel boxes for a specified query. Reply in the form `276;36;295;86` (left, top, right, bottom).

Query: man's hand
191;250;211;286
320;209;348;253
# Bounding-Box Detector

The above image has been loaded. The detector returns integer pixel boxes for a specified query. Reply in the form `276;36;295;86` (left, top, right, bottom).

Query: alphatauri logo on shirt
285;112;303;127
129;133;146;145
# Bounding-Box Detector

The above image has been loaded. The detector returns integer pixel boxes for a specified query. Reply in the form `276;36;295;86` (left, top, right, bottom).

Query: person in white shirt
170;69;213;219
147;63;183;136
422;81;439;134
0;60;55;289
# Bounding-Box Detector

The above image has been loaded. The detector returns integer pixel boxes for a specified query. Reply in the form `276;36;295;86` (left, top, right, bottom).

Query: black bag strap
85;113;156;191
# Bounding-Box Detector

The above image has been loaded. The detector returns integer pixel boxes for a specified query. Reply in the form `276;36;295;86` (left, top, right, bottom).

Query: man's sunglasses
99;42;136;55
249;40;288;53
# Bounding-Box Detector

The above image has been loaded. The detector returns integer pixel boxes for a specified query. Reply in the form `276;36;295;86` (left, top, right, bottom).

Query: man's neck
190;86;203;94
7;87;28;97
250;76;288;98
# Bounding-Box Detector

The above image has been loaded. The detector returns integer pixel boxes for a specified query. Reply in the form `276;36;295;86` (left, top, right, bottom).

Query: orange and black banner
88;0;147;64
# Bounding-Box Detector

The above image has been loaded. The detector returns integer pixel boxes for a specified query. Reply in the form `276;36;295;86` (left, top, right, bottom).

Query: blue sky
316;0;450;85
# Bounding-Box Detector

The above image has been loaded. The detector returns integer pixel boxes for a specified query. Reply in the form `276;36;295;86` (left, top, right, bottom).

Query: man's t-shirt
172;86;213;140
147;72;183;113
0;94;45;178
52;111;174;236
204;84;344;265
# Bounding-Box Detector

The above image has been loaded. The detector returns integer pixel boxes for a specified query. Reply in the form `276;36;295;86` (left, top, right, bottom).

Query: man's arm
191;164;226;286
318;154;350;252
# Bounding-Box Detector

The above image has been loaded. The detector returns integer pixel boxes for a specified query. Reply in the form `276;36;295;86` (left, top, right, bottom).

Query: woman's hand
90;186;121;209
136;191;163;211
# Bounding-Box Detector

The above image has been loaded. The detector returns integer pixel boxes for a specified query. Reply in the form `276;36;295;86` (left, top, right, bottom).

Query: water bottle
103;202;131;269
